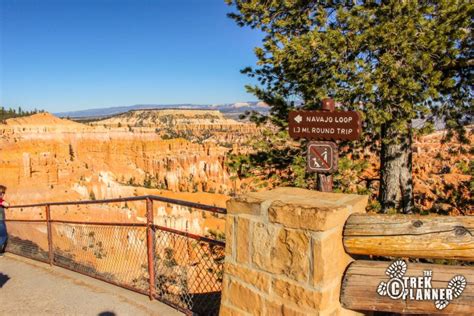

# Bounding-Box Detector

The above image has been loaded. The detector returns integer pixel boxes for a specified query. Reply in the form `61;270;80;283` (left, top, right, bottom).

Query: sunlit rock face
1;111;239;240
1;111;237;302
90;109;257;145
0;111;258;207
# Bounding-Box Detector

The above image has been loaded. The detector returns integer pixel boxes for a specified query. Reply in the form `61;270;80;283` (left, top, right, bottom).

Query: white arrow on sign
294;115;302;124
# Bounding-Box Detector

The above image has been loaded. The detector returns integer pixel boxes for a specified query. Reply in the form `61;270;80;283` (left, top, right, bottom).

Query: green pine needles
226;0;473;213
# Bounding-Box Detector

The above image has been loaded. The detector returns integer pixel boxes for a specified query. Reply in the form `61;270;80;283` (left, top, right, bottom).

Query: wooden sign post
288;99;362;192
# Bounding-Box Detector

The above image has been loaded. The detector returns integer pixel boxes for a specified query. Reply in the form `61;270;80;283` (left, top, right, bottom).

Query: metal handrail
4;194;226;315
7;194;227;214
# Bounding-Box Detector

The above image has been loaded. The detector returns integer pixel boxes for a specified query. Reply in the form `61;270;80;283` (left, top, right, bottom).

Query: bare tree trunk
379;122;414;213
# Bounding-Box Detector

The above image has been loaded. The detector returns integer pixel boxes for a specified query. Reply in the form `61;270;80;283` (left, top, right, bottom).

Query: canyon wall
0;112;259;204
0;111;256;237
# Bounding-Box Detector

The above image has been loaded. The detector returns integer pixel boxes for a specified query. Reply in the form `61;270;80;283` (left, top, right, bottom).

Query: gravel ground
0;253;183;316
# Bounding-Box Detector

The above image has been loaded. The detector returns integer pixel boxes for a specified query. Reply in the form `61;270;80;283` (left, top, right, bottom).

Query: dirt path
0;253;183;316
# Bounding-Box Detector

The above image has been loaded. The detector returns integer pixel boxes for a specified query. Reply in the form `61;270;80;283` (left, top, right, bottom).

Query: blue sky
0;0;262;112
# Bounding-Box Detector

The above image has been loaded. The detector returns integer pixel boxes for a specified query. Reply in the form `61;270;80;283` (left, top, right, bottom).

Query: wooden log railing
343;214;474;261
340;214;474;315
341;261;474;314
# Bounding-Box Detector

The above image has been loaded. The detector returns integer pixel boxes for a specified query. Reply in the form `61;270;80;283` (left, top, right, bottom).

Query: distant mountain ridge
55;102;269;119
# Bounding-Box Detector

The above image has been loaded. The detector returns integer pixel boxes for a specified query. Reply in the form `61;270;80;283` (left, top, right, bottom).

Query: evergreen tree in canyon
0;107;42;122
226;0;473;213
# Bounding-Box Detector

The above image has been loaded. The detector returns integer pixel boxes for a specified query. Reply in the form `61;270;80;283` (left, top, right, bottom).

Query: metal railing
4;195;226;316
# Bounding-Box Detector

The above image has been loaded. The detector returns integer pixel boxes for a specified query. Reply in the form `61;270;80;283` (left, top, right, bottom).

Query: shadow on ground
0;272;10;288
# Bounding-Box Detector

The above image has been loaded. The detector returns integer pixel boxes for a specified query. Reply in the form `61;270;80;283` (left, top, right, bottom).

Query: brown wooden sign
289;110;362;140
307;141;338;174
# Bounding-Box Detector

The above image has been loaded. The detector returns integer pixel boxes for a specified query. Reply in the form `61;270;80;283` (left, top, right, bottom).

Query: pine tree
69;144;75;161
0;106;41;122
89;190;96;201
226;0;473;213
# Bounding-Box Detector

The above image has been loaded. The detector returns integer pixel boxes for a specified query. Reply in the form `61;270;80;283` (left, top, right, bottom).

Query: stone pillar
22;153;31;178
220;187;367;316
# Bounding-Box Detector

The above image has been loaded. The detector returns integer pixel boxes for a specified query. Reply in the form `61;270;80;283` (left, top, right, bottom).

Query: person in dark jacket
0;185;9;255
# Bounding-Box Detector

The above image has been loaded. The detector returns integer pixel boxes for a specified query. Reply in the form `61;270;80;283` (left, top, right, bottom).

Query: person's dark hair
0;185;6;193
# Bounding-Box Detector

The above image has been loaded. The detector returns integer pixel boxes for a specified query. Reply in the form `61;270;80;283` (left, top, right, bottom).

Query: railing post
45;204;53;266
146;197;155;300
221;188;367;315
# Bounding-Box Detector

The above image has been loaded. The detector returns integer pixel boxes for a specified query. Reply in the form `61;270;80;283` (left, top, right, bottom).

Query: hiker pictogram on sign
307;141;338;173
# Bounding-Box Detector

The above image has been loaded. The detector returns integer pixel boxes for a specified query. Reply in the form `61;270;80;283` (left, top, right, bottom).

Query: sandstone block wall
220;187;368;315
